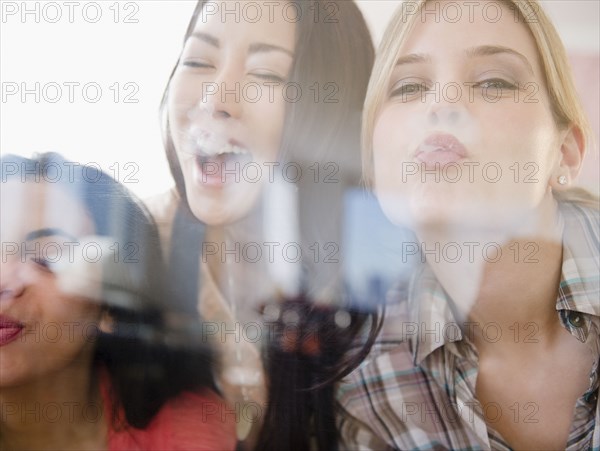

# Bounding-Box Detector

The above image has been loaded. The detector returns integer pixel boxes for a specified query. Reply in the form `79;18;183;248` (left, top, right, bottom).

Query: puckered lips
414;133;468;169
0;314;24;346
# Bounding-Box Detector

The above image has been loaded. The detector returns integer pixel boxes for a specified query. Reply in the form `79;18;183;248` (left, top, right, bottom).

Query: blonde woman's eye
389;82;427;100
475;78;518;90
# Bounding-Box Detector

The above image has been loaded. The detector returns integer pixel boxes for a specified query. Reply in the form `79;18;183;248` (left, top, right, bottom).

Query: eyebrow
394;45;534;75
466;45;534;75
248;42;293;58
394;53;431;67
191;32;294;58
25;228;77;242
191;32;219;47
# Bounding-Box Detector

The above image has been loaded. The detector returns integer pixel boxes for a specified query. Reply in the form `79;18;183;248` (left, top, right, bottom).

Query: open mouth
196;141;250;164
192;142;254;187
184;128;255;187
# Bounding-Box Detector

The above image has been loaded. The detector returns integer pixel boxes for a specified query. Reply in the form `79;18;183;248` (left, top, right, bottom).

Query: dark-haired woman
146;1;378;449
0;153;235;450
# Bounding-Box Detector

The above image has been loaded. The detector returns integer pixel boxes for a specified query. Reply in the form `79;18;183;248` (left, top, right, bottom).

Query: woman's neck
204;212;276;319
418;194;565;347
0;358;105;450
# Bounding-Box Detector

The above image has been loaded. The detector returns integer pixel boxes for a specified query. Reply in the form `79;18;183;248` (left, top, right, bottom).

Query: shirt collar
555;202;600;342
407;264;463;365
407;201;599;363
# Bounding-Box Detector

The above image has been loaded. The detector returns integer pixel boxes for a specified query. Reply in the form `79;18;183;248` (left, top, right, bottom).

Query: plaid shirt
337;202;600;450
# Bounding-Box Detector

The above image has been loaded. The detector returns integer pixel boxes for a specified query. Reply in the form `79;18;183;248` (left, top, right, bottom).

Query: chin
189;200;252;226
0;363;29;388
190;204;237;226
375;184;447;224
187;182;263;226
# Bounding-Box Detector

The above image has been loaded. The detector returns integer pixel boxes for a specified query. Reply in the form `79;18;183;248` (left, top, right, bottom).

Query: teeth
188;127;250;157
215;144;247;156
196;140;248;157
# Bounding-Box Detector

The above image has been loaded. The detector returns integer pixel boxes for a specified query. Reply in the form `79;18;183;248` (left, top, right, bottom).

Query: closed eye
182;60;214;69
31;257;54;273
474;78;518;90
250;71;286;83
389;81;429;100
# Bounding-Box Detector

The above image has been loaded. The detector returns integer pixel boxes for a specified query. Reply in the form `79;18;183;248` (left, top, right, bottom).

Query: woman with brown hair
146;1;379;449
0;153;235;450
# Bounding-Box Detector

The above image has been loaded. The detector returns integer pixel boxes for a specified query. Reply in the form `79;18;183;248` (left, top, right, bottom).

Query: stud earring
557;175;567;185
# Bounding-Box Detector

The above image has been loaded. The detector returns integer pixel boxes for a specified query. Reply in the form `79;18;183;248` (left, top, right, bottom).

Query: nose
425;82;470;128
199;62;244;120
428;104;464;127
0;260;26;302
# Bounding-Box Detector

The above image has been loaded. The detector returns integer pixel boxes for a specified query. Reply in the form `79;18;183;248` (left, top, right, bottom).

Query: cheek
0;298;100;386
43;298;101;365
373;111;396;158
168;75;200;136
28;275;100;327
250;93;287;158
373;105;425;156
479;102;560;169
43;292;102;335
372;109;411;186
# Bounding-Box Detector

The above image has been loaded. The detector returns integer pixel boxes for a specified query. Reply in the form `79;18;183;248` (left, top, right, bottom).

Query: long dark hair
159;1;382;449
0;152;216;429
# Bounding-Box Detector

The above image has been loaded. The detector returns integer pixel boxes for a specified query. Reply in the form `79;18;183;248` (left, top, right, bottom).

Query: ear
553;125;585;187
99;310;115;334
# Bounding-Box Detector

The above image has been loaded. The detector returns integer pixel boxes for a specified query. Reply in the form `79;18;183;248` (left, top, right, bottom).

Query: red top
100;370;237;450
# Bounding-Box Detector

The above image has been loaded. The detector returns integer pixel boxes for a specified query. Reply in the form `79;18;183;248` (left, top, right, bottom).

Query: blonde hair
363;0;597;208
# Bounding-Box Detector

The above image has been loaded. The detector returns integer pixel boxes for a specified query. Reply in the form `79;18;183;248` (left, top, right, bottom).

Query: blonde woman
337;1;599;450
